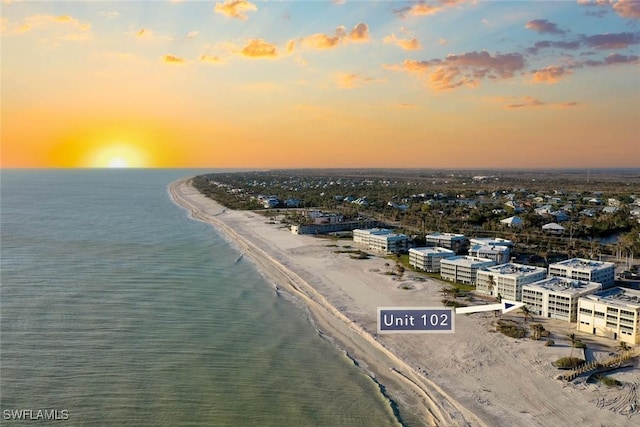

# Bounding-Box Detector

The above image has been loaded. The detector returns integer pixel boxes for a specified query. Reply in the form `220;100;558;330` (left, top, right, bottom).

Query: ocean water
0;169;399;426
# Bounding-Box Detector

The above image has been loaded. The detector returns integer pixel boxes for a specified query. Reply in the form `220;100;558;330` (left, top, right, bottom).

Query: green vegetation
496;320;527;339
594;374;622;388
554;357;585;369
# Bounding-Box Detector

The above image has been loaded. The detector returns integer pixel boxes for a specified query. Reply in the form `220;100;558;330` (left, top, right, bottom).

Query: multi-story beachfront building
476;263;547;301
440;256;495;285
408;247;456;273
548;258;615;288
353;228;408;254
577;287;640;344
425;232;467;253
468;244;511;265
522;277;601;322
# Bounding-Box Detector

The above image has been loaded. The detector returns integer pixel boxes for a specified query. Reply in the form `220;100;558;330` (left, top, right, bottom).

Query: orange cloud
136;28;152;38
613;0;640;19
286;39;295;54
302;26;346;49
383;33;420;50
240;38;277;58
200;54;224;64
162;54;185;64
393;50;525;90
301;23;370;50
214;0;257;20
349;23;370;42
334;72;383;88
501;96;580;110
531;66;571;83
525;19;566;35
4;14;91;39
395;0;466;18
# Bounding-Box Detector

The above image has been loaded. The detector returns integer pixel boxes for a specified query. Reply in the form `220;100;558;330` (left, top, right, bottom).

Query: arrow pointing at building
455;299;525;315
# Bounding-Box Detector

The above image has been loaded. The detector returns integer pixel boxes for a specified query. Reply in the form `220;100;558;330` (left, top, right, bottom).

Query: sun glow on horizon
87;143;148;168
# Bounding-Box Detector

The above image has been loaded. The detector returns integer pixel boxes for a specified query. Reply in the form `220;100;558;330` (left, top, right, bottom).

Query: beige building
409;247;456;273
577;287;640;344
468;244;511;265
476;263;548;301
440;256;495;285
522;277;601;322
353;228;408;254
548;258;615;288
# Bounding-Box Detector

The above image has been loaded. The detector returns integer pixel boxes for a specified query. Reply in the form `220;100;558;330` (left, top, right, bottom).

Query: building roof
524;276;601;296
484;263;547;277
550;258;615;271
469;244;510;254
542;222;565;230
426;232;465;240
468;237;514;247
441;256;495;267
409;247;455;255
581;287;640;309
500;216;523;225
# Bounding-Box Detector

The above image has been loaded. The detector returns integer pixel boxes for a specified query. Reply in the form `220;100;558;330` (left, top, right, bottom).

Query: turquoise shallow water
0;169;398;426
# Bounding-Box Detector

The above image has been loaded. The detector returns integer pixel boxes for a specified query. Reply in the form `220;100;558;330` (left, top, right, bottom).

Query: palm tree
616;340;630;356
531;324;545;340
568;333;577;359
487;274;496;297
520;305;534;324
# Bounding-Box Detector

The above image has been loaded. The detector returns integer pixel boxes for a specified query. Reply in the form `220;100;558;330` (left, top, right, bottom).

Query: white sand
169;178;639;427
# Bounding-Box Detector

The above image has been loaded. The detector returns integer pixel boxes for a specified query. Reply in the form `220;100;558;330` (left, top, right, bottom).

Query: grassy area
554;357;585;369
496;319;527;339
594;374;622;388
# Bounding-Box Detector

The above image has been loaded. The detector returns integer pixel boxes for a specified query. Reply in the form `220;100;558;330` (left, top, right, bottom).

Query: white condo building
548;258;615;288
468;244;511;265
577;287;640;344
476;263;548;301
353;228;408;254
522;277;601;322
468;237;514;248
440;256;495;285
409;247;456;273
425;232;467;252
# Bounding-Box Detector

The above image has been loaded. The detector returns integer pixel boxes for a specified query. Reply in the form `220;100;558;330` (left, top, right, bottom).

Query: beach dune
169;178;638;427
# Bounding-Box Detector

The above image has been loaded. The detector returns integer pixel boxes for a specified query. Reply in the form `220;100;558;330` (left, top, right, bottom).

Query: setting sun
88;143;147;168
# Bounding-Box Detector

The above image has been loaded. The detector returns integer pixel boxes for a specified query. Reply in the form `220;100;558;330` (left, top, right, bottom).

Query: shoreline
168;177;639;427
168;178;482;426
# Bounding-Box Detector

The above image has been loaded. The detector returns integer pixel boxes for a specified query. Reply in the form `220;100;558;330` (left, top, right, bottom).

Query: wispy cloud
3;14;91;40
525;19;566;35
136;28;153;39
301;23;371;50
394;0;466;18
334;72;384;89
200;54;224;64
162;54;186;64
214;0;257;20
383;33;421;50
582;32;639;49
531;66;571;83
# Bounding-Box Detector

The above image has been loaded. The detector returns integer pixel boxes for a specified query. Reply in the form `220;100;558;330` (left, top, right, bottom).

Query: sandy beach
168;178;639;427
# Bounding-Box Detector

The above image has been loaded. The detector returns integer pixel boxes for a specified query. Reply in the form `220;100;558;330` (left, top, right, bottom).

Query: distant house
284;198;301;208
500;216;523;228
551;211;570;222
602;206;618;214
542;223;565;235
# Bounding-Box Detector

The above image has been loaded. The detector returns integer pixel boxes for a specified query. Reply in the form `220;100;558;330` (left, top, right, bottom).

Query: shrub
544;339;555;347
594;374;621;388
573;340;587;349
554;357;585;369
496;320;526;339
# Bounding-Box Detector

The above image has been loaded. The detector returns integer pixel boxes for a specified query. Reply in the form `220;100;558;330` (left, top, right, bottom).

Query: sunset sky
2;0;639;169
